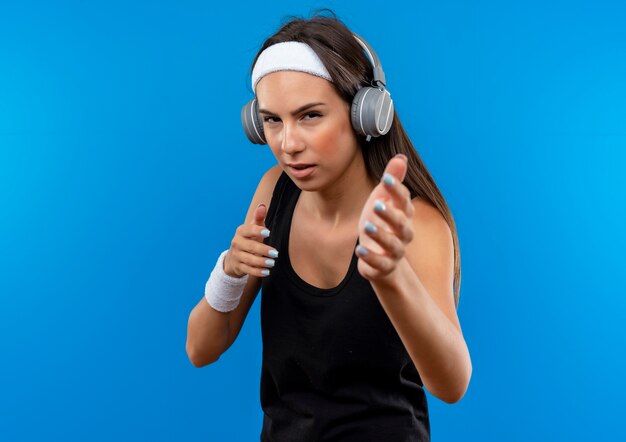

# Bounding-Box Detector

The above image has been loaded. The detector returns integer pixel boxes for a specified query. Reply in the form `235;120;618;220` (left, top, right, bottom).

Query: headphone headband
352;33;386;87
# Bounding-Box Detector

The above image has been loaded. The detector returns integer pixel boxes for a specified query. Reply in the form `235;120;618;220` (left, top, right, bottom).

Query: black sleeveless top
260;171;430;441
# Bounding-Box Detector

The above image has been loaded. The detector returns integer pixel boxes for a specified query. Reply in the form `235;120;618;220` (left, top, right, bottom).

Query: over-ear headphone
241;33;394;145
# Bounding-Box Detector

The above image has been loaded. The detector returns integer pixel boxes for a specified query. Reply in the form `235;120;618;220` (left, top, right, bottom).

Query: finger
252;203;267;226
232;243;278;277
238;261;273;278
355;244;395;276
372;199;414;243
243;249;276;277
363;219;405;260
238;226;279;258
235;236;279;258
381;173;413;215
381;154;408;185
245;254;276;271
238;222;271;241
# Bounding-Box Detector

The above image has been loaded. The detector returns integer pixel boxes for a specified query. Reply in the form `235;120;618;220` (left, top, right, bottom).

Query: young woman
187;11;471;441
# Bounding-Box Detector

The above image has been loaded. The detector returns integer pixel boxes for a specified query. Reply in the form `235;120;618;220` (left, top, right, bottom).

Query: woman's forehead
255;71;337;109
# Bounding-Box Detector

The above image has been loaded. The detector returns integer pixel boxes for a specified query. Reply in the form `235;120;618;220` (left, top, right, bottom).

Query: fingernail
396;154;408;162
356;245;368;256
265;259;275;267
268;249;279;258
383;173;395;186
365;220;377;234
374;200;386;213
261;229;270;238
261;269;270;276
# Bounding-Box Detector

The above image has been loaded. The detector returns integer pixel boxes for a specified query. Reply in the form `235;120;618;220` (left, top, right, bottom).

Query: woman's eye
262;112;320;124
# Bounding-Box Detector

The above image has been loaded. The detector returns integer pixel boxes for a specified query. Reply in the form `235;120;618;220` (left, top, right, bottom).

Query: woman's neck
299;155;377;229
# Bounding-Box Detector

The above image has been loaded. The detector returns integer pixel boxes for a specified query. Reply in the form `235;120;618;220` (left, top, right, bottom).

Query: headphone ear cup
241;98;266;144
350;87;394;138
351;87;370;137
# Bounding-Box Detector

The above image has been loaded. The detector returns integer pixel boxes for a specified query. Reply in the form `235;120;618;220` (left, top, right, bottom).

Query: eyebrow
258;102;326;116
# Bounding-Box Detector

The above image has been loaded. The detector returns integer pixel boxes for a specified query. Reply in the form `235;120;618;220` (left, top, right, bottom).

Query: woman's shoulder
265;165;299;198
258;164;286;204
411;197;443;222
263;164;284;186
242;164;284;225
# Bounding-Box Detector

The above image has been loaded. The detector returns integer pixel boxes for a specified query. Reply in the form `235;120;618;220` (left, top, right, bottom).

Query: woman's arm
186;164;282;367
186;275;261;367
356;156;471;403
369;201;471;404
186;296;231;367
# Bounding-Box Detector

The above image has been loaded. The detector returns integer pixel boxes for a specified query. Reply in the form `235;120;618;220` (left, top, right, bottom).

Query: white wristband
204;249;249;312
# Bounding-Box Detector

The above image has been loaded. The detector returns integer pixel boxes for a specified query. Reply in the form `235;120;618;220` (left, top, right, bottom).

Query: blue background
1;0;625;440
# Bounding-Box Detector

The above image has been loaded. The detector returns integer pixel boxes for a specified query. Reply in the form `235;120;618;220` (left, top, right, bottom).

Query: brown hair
251;9;462;308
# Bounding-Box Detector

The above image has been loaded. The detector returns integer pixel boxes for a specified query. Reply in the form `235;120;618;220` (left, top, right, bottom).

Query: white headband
251;41;332;92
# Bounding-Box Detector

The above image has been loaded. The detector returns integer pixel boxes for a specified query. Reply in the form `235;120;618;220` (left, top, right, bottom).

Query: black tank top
260;171;430;441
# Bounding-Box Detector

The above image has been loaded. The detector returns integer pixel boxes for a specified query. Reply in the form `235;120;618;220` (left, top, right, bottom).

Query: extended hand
356;154;415;284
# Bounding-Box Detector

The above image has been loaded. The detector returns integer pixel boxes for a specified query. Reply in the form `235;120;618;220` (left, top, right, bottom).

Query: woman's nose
280;123;305;154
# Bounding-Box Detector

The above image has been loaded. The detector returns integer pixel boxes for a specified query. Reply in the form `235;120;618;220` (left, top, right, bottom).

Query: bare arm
355;156;471;403
186;274;261;367
185;164;282;367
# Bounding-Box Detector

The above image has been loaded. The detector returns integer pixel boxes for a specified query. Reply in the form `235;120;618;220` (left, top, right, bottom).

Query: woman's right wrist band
204;249;249;312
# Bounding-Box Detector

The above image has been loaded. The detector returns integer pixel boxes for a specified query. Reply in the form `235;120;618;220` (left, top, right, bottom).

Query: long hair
250;10;462;308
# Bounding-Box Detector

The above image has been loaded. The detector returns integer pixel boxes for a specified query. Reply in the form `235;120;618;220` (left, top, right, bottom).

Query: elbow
433;383;467;404
186;342;220;368
440;387;466;404
442;363;472;404
431;362;472;404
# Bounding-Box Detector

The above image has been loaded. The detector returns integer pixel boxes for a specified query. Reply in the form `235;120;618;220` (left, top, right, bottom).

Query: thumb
252;203;267;226
384;154;408;183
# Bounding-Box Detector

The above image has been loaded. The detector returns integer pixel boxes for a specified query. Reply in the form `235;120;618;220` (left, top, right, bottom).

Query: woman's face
255;71;360;190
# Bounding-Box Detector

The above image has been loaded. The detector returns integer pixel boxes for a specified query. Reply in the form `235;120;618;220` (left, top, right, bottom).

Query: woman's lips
288;165;317;178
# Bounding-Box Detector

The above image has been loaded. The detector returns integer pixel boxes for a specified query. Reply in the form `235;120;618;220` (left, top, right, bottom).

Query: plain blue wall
1;0;625;440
